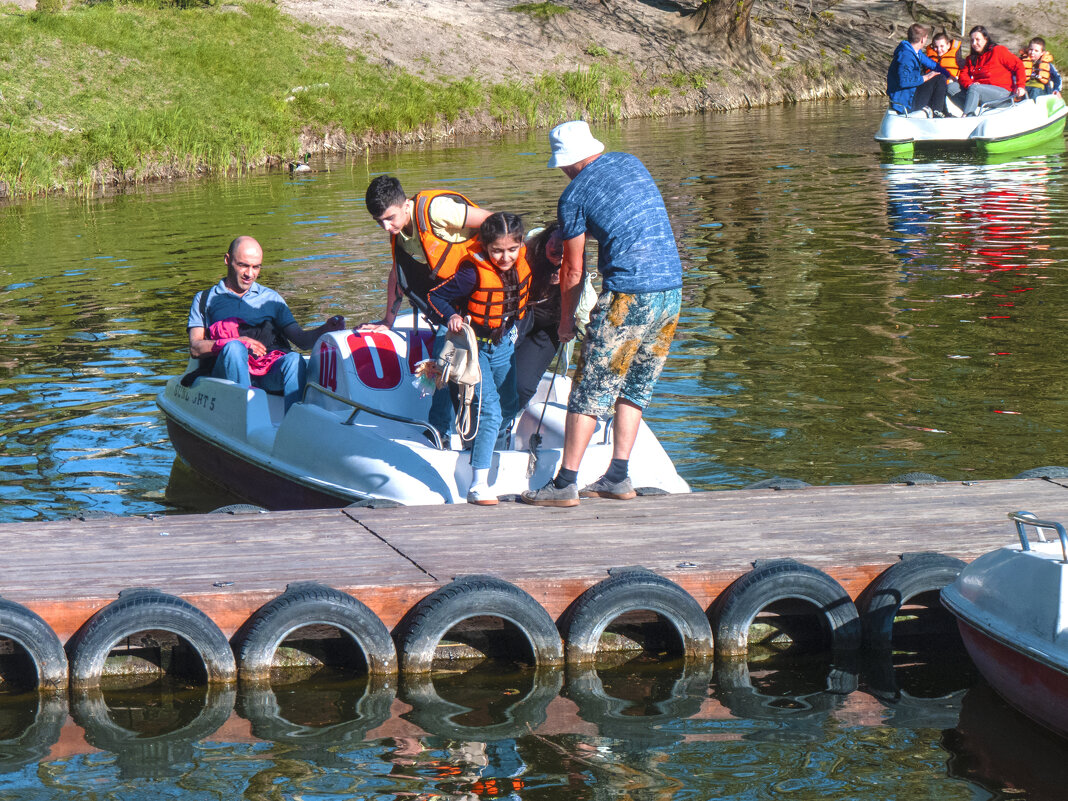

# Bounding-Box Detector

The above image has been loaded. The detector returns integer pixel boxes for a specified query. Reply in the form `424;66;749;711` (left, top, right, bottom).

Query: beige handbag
435;322;482;441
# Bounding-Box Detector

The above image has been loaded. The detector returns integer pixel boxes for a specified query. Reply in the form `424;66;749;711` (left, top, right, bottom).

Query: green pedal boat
876;94;1067;159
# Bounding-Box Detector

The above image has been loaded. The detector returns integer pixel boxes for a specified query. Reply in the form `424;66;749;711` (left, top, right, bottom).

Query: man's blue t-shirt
557;152;682;294
187;280;297;331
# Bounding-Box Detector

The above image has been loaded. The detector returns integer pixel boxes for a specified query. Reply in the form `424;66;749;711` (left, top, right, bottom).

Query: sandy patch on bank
271;0;1065;125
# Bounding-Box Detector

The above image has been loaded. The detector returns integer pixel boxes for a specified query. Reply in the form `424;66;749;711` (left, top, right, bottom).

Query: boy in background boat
887;23;953;117
1020;37;1062;99
926;31;964;103
186;236;346;412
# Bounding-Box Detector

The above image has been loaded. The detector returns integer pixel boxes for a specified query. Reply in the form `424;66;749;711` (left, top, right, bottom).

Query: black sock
554;468;578;489
605;458;629;483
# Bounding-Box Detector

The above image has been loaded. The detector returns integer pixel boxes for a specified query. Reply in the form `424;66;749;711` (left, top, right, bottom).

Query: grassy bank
0;0;631;197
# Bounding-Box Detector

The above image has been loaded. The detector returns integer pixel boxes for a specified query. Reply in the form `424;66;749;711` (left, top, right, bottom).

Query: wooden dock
5;477;1067;643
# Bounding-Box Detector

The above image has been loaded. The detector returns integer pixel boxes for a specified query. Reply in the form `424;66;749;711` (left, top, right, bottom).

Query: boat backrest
306;329;437;421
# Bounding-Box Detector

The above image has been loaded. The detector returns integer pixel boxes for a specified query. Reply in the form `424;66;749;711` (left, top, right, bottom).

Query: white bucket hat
546;120;605;169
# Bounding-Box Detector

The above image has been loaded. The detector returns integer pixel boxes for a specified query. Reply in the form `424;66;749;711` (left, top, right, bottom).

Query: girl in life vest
1020;37;1063;99
428;212;531;505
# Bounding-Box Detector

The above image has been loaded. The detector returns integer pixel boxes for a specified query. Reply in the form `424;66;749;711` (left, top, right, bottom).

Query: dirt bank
5;0;1064;198
278;0;1066;136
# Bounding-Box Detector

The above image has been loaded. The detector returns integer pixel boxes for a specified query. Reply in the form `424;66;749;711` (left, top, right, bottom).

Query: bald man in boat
522;121;683;508
187;236;346;412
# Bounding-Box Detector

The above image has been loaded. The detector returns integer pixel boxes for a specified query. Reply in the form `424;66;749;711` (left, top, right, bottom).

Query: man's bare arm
557;234;586;343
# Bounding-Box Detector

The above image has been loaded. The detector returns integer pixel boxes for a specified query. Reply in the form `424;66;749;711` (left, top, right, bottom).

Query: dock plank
2;479;1065;640
345;479;1068;613
0;509;437;637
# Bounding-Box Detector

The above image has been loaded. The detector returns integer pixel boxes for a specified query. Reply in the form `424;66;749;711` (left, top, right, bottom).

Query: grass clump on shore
489;64;629;127
0;1;480;196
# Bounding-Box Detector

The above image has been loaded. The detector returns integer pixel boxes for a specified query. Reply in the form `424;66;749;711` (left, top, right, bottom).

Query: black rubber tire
564;661;711;747
558;567;713;664
856;552;966;649
889;472;947;485
236;582;397;680
0;596;68;690
0;693;67;775
711;559;862;658
1014;466;1068;480
400;666;562;742
393;575;564;674
237;674;394;763
71;685;235;779
713;657;854;735
744;477;810;490
66;588;237;689
209;504;268;514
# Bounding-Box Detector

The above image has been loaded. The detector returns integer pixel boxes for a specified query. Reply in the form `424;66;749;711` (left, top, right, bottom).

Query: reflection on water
0;651;1031;799
1;100;1067;518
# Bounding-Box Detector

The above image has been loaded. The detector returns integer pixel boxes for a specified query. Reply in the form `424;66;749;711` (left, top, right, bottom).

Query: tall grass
1;1;631;197
489;64;630;127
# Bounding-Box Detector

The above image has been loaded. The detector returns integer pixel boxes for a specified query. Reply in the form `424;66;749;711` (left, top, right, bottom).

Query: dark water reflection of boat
947;681;1068;801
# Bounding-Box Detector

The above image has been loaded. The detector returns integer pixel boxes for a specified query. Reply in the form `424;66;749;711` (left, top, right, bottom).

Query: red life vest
465;248;531;334
389;189;480;312
925;39;961;78
1020;50;1053;87
390;189;479;282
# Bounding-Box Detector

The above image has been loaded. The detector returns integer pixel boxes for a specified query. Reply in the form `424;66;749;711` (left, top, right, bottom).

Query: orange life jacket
390;190;479;313
465;248;531;334
925;39;961;78
1020;50;1053;87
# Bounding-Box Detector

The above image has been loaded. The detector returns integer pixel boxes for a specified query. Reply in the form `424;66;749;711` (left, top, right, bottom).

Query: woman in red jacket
958;25;1027;115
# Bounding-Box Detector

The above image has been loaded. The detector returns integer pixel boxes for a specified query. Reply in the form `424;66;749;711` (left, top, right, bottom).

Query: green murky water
2;99;1068;795
2;100;1067;518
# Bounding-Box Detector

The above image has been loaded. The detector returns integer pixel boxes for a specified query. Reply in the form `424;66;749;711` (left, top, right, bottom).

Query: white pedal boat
157;314;690;508
942;512;1068;738
875;94;1067;158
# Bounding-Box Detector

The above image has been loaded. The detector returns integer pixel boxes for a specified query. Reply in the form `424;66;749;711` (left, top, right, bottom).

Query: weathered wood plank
2;480;1065;641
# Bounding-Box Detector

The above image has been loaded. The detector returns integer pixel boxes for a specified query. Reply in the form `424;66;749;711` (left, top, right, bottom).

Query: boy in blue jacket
887;23;953;116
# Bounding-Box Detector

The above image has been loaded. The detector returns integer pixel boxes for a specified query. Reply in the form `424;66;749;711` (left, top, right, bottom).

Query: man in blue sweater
522;121;683;507
888;23;953;116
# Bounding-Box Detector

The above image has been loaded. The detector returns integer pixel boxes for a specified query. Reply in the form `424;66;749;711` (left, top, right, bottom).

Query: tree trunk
693;0;757;47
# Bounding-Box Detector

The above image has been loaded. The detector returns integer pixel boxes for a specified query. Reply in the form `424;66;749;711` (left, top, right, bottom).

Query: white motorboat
157;314;689;508
941;512;1068;738
875;94;1067;158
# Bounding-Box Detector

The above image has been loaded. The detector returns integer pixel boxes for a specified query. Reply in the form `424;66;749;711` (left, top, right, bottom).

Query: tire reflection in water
0;691;66;774
399;660;561;742
713;655;856;743
70;680;235;779
861;642;974;731
237;670;395;768
565;658;712;749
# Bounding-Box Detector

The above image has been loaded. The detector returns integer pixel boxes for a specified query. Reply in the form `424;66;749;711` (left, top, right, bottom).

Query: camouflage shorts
568;288;681;417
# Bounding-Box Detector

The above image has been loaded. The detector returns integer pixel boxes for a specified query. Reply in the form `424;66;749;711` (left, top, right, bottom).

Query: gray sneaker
580;475;637;500
520;480;580;507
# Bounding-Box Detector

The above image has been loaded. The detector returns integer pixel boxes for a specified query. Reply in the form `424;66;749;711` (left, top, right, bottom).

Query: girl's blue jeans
470;337;519;470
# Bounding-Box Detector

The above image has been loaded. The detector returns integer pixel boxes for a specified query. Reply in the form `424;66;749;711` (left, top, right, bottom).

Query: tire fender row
0;553;965;689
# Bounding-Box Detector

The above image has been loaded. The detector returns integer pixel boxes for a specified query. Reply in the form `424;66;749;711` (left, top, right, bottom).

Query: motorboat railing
303;381;443;450
1009;510;1068;563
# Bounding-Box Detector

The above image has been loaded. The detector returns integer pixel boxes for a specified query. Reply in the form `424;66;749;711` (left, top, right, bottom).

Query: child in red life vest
1021;37;1062;99
428;212;531;505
